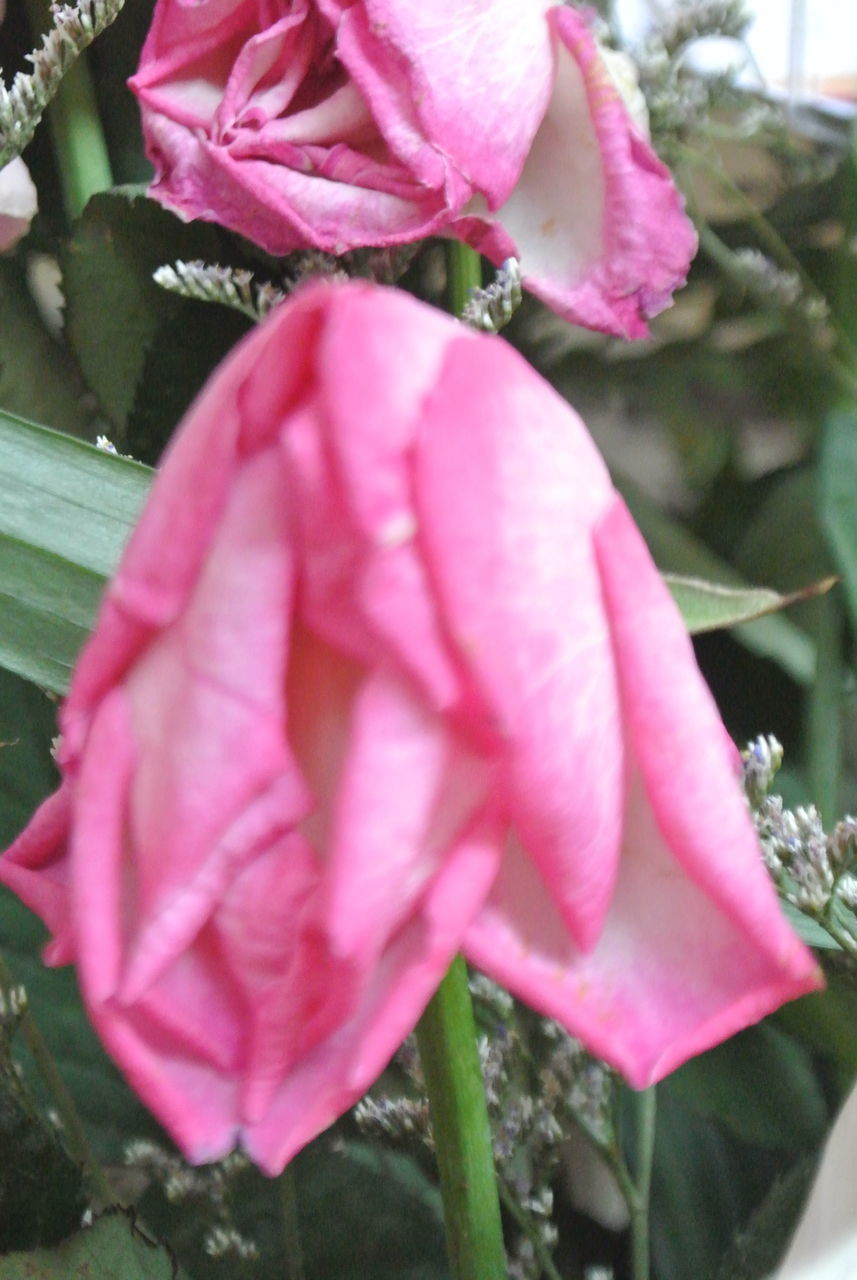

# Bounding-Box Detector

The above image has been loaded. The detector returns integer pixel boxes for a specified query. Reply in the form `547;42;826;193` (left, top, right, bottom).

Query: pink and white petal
465;778;821;1089
68;690;139;1004
130;0;261;127
319;284;456;538
353;0;555;205
210;834;360;1125
169;130;448;253
243;815;502;1173
135;0;250;61
324;664;490;963
64;293;318;744
332;2;465;197
216;6;319;135
0;158;37;252
119;773;311;1003
414;336;623;949
456;7;695;337
594;496;820;977
315;285;465;701
0;783;75;964
120;445;299;890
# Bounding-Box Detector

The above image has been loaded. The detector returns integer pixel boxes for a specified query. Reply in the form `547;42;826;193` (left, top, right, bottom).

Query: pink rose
129;0;696;337
0;282;819;1173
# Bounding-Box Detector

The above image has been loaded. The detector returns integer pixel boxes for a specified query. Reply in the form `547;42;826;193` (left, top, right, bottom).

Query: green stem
629;1087;656;1280
446;241;482;320
806;592;843;823
279;1163;305;1280
415;956;507;1280
24;0;113;219
0;952;113;1208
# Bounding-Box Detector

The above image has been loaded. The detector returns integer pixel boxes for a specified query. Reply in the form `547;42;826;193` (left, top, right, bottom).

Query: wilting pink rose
129;0;696;337
0;283;818;1172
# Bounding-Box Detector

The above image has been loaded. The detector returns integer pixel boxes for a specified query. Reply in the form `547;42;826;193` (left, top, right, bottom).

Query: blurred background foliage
2;1;857;1277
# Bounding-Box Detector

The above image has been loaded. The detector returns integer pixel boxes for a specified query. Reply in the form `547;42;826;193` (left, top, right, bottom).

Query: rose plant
129;0;697;337
0;282;820;1174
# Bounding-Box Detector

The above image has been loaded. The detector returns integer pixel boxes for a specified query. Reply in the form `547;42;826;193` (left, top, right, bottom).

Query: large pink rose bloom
129;0;696;337
0;283;818;1173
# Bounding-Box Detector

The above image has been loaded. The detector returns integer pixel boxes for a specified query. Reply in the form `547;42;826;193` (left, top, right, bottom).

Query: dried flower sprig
743;734;857;956
0;0;126;169
461;259;523;333
152;261;288;323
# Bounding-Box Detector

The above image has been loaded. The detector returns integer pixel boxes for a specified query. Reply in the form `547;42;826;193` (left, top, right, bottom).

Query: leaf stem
415;955;507;1280
806;592;843;823
446;241;483;320
0;951;113;1208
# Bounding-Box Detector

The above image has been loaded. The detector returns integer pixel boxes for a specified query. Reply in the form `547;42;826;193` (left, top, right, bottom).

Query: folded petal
454;7;697;337
64;294;319;743
0;784;74;964
324;663;492;963
594;496;818;974
244;814;502;1172
415;334;624;949
466;772;821;1087
345;0;554;204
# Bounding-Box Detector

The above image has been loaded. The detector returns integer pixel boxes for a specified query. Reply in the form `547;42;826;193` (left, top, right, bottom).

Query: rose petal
454;7;697;337
415;334;624;949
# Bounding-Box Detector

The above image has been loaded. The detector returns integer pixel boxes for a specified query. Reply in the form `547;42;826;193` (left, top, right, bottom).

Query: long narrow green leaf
0;412;152;693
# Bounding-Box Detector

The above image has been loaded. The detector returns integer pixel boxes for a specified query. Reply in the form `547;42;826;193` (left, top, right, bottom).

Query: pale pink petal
414;334;624;949
352;0;555;204
0;158;38;252
454;7;697;338
211;835;360;1125
465;775;821;1088
324;664;492;963
298;285;463;704
64;292;319;745
244;815;502;1172
594;496;819;970
0;784;74;964
118;448;304;945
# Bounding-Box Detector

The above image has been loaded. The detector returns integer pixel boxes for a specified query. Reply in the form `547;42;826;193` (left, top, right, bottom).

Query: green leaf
0;1051;85;1251
139;1138;448;1280
618;479;817;685
0;410;152;692
0;260;93;437
775;978;857;1089
779;900;841;950
62;190;224;431
714;1157;817;1280
666;574;837;635
0;1210;178;1279
667;1023;828;1151
819;406;857;634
